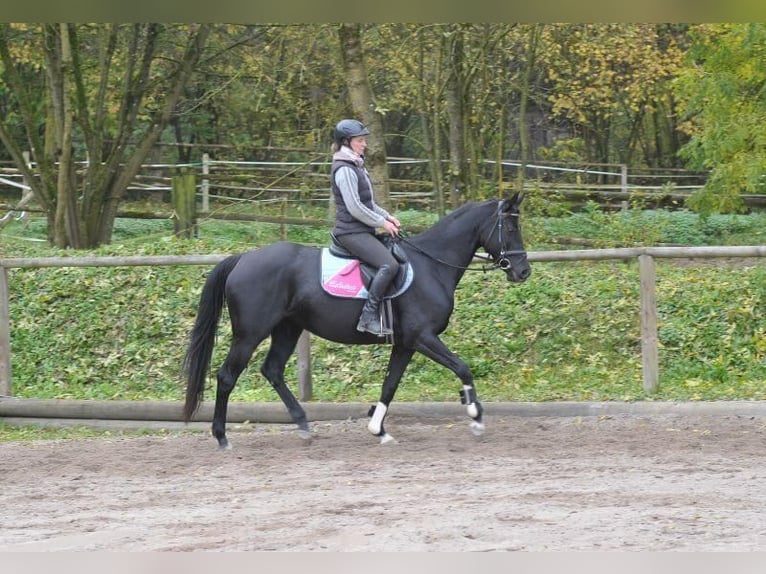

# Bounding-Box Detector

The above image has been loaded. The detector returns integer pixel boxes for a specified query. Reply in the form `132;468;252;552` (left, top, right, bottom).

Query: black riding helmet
334;119;370;146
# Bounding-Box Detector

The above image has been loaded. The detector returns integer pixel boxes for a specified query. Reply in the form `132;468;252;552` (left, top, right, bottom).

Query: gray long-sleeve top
334;165;391;228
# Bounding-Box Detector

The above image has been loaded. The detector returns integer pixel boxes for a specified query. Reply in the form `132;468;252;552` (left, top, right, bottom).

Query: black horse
183;195;531;447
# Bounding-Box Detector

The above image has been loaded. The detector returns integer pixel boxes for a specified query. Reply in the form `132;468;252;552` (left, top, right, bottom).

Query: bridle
487;206;526;272
397;205;526;273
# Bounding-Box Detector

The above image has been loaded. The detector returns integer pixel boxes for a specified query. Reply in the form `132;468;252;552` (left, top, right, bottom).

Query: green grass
531;202;766;248
1;205;764;439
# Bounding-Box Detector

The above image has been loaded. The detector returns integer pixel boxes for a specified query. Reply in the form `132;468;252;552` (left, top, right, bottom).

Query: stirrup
356;316;392;336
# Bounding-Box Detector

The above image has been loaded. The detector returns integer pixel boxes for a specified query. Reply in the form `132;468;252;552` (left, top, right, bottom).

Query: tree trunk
417;27;445;216
337;24;391;209
517;24;543;195
49;24;83;248
444;26;467;208
0;24;211;249
93;25;211;246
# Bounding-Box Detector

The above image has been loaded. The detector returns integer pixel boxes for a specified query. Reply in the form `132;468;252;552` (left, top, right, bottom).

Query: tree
364;24;448;213
337;24;390;208
543;24;685;168
513;24;544;193
675;23;766;214
443;25;469;207
0;23;211;248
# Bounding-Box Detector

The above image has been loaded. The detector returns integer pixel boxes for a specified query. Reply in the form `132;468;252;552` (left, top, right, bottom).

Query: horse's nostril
521;268;531;280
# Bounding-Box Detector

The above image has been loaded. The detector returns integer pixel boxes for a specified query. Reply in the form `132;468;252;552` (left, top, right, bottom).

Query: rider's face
349;135;367;156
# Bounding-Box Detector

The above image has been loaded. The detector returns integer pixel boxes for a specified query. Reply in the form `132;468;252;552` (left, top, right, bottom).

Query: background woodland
1;23;765;248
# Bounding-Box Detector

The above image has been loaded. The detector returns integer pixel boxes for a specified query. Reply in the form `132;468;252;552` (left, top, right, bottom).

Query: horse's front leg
368;345;415;444
415;334;485;436
459;383;485;436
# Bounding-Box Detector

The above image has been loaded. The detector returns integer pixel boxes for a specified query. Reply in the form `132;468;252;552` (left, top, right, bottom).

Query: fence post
0;266;11;396
639;254;659;393
17;151;33;227
280;197;287;240
172;168;197;239
201;153;210;213
22;151;31;190
297;330;312;401
620;164;629;211
621;164;628;195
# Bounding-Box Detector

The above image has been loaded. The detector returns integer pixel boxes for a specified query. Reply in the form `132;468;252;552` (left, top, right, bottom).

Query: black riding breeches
336;232;400;271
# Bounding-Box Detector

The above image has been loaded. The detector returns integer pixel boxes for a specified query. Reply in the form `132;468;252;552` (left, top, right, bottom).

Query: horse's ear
502;192;523;212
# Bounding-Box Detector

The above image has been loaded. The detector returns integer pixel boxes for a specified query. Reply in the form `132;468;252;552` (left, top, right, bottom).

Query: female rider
330;119;401;336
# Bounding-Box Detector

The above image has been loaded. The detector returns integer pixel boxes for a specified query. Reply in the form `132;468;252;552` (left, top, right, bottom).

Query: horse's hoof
470;421;485;436
296;429;313;444
380;433;397;445
218;440;232;451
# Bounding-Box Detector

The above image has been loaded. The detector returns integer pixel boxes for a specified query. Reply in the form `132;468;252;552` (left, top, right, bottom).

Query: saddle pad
320;248;413;300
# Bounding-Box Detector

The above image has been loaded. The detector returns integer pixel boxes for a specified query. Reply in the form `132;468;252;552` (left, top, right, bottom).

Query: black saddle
329;233;410;291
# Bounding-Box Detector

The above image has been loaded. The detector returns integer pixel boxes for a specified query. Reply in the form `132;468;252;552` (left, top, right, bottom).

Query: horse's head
483;194;531;283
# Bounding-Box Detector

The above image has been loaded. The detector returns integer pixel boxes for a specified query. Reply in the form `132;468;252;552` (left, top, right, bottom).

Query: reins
396;209;525;273
397;233;493;272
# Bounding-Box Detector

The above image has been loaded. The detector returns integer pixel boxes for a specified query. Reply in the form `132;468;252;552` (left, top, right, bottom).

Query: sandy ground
2;412;766;552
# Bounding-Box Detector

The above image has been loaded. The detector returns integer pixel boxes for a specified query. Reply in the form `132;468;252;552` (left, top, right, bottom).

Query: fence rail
0;155;732;212
5;155;766;227
1;245;764;402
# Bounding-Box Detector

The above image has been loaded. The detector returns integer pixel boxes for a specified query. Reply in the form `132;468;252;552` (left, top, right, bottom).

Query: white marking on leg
463;385;478;418
470;420;485;436
368;402;388;435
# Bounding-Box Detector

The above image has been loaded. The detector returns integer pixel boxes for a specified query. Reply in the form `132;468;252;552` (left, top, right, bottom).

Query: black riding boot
357;264;397;336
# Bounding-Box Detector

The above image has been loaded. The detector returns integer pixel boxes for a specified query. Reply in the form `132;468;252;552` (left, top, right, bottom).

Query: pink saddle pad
322;258;368;298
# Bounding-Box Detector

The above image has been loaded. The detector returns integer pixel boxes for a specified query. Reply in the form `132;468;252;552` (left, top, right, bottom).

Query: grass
1;203;765;440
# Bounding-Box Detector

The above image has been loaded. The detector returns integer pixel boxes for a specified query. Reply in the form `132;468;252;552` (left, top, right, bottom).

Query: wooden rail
1;245;764;399
0;155;737;211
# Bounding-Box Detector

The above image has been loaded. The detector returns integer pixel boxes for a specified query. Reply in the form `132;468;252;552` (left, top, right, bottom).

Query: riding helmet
334;119;370;146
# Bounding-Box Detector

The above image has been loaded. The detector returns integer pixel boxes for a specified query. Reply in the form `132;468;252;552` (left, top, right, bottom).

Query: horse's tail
182;254;242;422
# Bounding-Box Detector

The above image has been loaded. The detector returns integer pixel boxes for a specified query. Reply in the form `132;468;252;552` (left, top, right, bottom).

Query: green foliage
543;24;685;165
536;138;587;164
536;205;766;247
1;209;765;407
516;184;572;219
0;23;213;248
656;263;766;399
675;24;766;214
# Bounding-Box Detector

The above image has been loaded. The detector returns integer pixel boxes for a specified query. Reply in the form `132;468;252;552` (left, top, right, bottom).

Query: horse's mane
413;199;496;242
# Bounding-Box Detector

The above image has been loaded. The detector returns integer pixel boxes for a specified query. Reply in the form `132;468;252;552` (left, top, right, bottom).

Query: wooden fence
5;156;766;224
1;245;764;404
0;156;733;209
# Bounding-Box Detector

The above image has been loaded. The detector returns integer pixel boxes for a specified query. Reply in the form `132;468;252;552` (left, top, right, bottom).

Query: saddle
321;234;413;300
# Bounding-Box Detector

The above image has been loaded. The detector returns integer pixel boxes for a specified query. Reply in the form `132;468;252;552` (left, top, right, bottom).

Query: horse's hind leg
213;336;259;450
260;320;310;439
